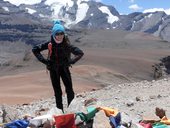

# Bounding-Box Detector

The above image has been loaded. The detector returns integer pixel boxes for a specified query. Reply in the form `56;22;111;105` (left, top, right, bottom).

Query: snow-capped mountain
0;0;170;42
2;0;119;28
115;11;170;42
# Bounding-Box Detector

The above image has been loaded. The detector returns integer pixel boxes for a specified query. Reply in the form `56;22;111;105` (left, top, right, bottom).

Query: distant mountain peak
1;0;170;42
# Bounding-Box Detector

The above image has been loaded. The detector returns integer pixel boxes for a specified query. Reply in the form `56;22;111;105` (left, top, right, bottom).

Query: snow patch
39;14;45;17
99;6;119;24
162;17;164;21
75;3;89;23
144;8;170;15
2;7;9;11
3;0;41;6
131;21;136;30
50;3;63;19
147;14;153;18
44;0;73;7
25;8;36;14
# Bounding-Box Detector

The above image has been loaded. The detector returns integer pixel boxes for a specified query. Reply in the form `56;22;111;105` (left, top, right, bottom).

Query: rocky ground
1;76;170;127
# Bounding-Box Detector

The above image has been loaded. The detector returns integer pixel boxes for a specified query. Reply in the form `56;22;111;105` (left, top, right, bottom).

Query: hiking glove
69;59;75;65
46;59;52;70
69;54;84;65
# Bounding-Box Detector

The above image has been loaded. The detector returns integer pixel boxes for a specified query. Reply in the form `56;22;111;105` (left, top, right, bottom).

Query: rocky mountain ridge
0;0;170;43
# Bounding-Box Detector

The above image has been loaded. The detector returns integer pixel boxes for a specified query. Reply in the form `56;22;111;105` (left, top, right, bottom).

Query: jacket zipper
56;45;59;66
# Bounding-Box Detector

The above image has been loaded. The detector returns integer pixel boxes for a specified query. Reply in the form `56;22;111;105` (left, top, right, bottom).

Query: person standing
32;20;84;111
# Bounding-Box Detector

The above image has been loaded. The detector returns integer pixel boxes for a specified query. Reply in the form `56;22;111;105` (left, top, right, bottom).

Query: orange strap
48;42;52;57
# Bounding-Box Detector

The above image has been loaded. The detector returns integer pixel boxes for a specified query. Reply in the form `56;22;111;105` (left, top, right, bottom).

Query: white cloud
143;8;170;15
89;0;101;2
128;0;135;3
94;0;102;2
129;4;143;11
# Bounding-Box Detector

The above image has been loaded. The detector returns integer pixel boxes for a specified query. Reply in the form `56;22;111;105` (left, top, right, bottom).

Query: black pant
49;66;74;110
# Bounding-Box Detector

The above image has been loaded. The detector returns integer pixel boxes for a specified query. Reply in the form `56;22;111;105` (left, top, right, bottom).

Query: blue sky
100;0;170;15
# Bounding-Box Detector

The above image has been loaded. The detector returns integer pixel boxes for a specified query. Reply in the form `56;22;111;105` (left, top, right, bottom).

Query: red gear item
53;114;77;128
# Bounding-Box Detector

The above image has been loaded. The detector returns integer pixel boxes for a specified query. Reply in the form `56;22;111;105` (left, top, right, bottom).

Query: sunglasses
55;32;64;36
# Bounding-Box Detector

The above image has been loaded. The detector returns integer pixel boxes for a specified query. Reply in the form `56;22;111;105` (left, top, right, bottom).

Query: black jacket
32;37;84;69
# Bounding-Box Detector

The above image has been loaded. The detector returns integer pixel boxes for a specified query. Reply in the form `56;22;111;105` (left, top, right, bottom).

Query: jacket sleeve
32;42;49;65
69;45;84;64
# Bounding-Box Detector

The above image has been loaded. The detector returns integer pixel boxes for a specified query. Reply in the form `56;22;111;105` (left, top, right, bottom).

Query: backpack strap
47;42;52;59
46;42;52;74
